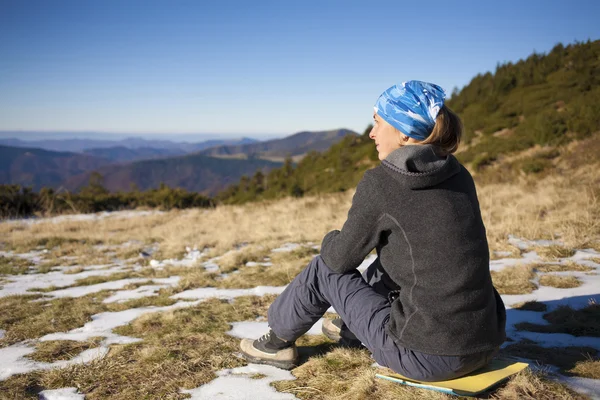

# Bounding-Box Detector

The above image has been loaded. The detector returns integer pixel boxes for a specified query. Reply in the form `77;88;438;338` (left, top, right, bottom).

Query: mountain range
0;136;258;154
0;128;357;194
200;129;356;161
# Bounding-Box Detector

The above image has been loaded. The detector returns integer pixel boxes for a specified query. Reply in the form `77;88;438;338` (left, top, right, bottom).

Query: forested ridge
217;40;600;204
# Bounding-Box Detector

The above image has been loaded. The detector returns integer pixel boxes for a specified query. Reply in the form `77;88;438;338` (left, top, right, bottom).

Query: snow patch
489;251;541;271
507;235;564;250
40;300;200;345
0;343;108;381
44;278;149;299
558;375;600;400
502;271;600;310
148;247;207;269
38;387;85;400
3;210;164;226
102;276;181;303
271;243;301;253
226;319;325;339
172;286;286;301
181;364;297;400
245;261;273;267
0;265;128;298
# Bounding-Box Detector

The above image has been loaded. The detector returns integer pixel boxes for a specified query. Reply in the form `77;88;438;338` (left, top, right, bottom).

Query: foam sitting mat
375;358;529;397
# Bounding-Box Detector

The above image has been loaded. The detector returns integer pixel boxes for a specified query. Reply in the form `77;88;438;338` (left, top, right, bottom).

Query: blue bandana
374;80;446;141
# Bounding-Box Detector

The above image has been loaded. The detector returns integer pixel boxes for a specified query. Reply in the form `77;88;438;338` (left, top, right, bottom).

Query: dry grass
0;255;34;275
568;358;600;379
534;246;576;261
0;295;275;399
0;294;110;347
532;262;594;273
477;135;600;254
489;368;588;399
538;275;583;288
0;286;183;348
0;193;349;262
491;265;537;295
27;338;104;363
516;304;600;337
216;245;272;273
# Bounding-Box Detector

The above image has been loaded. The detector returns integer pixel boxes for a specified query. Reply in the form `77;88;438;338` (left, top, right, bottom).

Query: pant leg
268;255;409;375
268;255;496;381
268;256;390;349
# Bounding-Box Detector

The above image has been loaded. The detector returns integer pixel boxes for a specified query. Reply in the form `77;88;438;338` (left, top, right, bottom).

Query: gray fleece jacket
320;144;506;356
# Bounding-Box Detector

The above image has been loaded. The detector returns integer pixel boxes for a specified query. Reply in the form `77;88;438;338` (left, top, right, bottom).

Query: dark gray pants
268;255;497;382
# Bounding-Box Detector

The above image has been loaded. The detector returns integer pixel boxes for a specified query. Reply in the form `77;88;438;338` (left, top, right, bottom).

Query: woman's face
369;112;402;160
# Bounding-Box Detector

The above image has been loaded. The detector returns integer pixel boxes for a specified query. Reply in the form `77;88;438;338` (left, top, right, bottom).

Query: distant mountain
82;146;187;163
200;129;357;160
0;145;110;190
0;137;259;154
64;153;282;195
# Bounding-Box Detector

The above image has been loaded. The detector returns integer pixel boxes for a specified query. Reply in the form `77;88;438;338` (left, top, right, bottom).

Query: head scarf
374;80;446;141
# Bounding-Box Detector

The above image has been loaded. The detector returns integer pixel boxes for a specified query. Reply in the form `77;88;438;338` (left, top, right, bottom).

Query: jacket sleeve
320;171;382;273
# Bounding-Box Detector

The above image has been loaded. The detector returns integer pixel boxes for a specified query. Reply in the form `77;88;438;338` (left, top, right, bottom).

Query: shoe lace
257;331;272;343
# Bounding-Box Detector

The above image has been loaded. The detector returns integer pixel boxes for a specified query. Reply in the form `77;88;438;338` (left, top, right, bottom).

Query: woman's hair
420;105;463;155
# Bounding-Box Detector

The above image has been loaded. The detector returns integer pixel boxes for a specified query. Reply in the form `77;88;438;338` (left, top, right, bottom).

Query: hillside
0;145;111;190
218;40;600;204
64;153;283;195
200;128;357;160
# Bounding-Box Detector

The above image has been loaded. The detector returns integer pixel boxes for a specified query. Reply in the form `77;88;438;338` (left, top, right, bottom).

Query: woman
239;80;506;382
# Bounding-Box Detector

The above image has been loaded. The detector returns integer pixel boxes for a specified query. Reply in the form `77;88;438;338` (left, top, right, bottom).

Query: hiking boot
322;318;363;348
239;329;298;370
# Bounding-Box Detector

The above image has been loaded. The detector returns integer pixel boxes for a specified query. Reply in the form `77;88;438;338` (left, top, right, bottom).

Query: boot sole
239;352;297;370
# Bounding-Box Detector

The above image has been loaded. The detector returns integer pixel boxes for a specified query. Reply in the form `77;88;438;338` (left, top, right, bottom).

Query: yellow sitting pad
375;358;529;397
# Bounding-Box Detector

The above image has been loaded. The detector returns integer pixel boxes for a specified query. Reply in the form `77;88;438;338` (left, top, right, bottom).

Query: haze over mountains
0;128;357;194
200;129;356;161
0;136;258;154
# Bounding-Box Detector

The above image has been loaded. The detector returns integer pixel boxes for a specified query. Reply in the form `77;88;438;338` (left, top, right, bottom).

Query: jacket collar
381;144;461;189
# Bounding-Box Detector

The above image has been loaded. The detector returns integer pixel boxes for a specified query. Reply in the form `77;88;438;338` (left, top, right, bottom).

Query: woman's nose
369;129;375;139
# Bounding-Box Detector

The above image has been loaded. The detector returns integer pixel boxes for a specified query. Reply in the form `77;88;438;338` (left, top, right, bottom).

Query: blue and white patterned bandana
374;80;446;141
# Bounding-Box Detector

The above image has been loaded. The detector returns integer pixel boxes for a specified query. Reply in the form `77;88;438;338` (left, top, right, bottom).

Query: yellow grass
28;338;104;363
533;262;594;273
538;275;582;288
490;368;588;399
491;265;537;295
568;358;600;379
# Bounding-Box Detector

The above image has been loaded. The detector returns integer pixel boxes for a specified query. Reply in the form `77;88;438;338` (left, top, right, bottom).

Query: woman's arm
320;170;383;273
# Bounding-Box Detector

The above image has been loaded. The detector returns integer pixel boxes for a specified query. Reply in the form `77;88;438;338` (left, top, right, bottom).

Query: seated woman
239;80;506;382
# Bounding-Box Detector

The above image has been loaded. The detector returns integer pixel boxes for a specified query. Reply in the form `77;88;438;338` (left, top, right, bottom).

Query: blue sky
0;0;599;140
